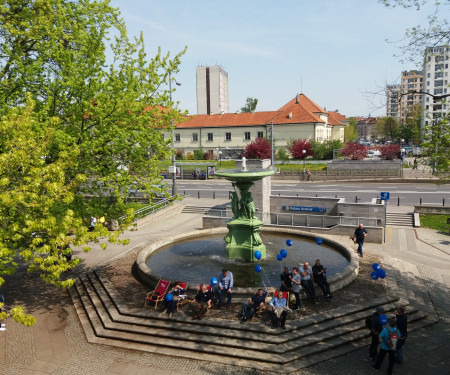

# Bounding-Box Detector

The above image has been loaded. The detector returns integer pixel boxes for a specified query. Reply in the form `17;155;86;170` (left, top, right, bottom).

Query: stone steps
181;205;210;214
69;265;438;373
386;212;414;227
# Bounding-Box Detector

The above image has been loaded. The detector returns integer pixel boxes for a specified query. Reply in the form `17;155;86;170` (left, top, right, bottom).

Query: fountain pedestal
215;168;274;261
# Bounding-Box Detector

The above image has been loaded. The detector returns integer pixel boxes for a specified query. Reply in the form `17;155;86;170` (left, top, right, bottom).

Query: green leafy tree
400;103;422;144
0;0;186;325
312;140;343;160
243;137;271;159
276;148;290;161
422;116;450;182
375;117;400;141
240;97;258;113
344;118;358;142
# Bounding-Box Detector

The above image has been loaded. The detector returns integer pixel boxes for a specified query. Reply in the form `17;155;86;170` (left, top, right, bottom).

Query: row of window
174;131;265;142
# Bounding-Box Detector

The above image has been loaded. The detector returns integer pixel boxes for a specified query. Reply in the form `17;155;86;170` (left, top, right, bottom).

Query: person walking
354;223;367;257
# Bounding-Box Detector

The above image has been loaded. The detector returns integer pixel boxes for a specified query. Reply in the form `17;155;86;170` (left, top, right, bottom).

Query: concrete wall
270;195;340;216
337;202;385;226
328;159;401;173
414;205;450;215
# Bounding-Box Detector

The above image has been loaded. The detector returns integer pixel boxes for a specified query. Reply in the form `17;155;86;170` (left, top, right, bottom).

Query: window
257;131;264;138
192;133;198;142
207;132;213;141
435;80;444;87
225;132;231;141
175;133;180;142
244;132;250;140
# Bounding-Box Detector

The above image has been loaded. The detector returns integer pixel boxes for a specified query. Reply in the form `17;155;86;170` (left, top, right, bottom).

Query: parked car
368;150;381;158
128;184;164;198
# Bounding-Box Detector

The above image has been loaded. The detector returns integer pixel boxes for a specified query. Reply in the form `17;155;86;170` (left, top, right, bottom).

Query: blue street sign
282;206;327;213
380;192;390;201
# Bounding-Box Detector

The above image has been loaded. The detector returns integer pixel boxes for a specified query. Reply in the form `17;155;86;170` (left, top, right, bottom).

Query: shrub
341;142;368;160
175;149;185;160
193;149;205;160
287;139;314;159
186;152;194;160
243;137;271;159
276;147;290;161
380;144;400;160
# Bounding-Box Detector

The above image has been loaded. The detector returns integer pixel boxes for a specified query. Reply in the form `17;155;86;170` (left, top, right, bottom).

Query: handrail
119;197;174;223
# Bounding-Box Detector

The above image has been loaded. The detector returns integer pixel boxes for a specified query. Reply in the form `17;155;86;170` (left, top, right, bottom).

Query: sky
110;0;432;118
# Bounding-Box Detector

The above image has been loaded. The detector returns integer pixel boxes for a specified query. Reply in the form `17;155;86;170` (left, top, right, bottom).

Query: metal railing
204;209;380;228
120;197;174;223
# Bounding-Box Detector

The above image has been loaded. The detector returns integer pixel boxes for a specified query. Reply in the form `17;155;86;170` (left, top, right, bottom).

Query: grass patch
420;214;449;231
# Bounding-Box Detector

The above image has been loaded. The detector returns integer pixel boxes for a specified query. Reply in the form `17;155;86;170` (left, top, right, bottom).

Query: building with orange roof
172;93;346;157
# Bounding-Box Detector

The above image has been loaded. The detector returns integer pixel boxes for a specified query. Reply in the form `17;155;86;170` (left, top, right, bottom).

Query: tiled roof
327;111;346;127
176;93;328;128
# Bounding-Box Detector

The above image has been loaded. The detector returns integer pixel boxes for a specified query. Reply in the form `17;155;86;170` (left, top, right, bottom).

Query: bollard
198;191;200;199
335;195;337;198
355;196;358;203
213;191;215;199
398;196;400;206
420;197;422;205
296;194;298;196
184;191;186;196
315;194;318;197
444;198;445;206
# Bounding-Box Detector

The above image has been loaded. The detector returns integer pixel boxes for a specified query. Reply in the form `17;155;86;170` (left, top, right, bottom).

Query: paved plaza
0;196;449;375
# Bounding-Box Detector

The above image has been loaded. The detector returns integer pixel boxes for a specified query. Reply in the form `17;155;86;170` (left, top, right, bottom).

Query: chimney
296;94;299;104
289;112;293;119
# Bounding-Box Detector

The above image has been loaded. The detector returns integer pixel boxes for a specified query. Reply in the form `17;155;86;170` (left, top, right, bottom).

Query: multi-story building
355;117;378;141
400;70;423;124
173;93;346;157
421;46;449;130
386;84;401;121
196;65;229;115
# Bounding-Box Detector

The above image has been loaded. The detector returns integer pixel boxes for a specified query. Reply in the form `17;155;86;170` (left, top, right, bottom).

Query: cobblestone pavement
0;202;449;375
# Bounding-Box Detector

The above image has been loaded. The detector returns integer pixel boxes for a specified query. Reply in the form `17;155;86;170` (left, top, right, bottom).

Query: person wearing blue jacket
373;318;401;375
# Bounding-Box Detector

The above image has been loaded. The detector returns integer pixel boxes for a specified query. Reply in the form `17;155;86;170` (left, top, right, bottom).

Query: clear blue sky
110;0;430;117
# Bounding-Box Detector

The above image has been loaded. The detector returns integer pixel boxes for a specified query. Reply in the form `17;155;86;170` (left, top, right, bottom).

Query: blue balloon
165;293;173;302
316;237;323;245
379;314;388;326
210;277;218;286
370;271;379;280
372;263;381;271
286;239;293;247
280;249;288;258
377;269;386;279
254;250;262;260
255;264;262;273
276;254;283;261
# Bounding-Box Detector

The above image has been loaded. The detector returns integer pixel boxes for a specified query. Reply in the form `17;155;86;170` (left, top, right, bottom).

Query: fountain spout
242;157;247;171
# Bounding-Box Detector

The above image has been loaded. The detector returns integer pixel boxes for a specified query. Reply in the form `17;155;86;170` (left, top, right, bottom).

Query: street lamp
219;150;223;167
401;148;405;178
302;149;306;174
169;73;181;197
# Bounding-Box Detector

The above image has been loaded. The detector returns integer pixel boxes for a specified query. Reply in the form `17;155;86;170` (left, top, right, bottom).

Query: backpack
387;328;399;350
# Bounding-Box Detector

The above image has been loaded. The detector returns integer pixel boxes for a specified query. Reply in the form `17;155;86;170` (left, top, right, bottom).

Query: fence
204;209;380;228
119;197;174;223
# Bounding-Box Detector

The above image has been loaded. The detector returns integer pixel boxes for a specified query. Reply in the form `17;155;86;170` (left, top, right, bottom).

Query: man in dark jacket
370;306;385;361
395;306;408;363
354;223;367;257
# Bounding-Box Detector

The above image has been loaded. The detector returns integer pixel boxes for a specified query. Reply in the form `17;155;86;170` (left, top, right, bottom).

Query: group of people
280;260;332;309
369;306;408;374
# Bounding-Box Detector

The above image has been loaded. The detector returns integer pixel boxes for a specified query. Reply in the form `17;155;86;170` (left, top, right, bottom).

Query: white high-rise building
421;46;449;130
196;65;229;115
399;70;423;124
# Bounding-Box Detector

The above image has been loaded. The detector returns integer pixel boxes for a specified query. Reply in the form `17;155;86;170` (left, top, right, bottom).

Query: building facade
386;84;401;121
355;117;378;141
421;46;449;130
196;65;229;115
173;94;346;157
400;70;423;124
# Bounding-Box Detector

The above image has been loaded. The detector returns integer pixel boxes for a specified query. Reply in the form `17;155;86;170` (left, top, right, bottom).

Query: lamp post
302;149;306;173
401;148;405;178
219;150;222;167
169;73;181;197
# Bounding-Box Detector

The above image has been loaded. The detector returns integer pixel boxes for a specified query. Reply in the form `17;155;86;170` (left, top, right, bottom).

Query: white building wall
421;46;449;132
196;66;229;115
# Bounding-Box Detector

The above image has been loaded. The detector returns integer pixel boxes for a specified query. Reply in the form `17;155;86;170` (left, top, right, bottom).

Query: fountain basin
136;227;359;298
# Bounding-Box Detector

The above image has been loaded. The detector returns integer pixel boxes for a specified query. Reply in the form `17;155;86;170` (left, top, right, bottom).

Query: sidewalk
0;200;449;375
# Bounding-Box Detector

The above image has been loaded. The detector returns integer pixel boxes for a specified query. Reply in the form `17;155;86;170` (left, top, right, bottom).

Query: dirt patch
102;251;387;322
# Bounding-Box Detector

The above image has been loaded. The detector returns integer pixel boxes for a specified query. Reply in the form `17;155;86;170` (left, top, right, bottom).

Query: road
171;181;450;207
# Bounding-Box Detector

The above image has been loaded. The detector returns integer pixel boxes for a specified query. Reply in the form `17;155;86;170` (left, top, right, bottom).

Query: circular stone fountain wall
136;227;359;297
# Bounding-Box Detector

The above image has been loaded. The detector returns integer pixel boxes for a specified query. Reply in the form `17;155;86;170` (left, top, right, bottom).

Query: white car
368;150;381;158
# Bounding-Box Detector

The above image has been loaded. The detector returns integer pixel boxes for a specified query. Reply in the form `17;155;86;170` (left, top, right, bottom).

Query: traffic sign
380;192;390;201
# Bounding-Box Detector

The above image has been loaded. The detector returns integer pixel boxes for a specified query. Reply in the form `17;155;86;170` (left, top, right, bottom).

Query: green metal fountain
214;158;274;261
